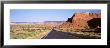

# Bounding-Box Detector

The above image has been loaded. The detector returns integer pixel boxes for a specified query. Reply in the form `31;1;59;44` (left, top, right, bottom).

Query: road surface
41;29;80;39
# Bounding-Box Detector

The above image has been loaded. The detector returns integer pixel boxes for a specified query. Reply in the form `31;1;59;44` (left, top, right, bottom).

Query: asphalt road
42;29;80;39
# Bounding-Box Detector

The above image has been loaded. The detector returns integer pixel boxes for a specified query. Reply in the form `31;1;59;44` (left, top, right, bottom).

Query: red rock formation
57;12;101;30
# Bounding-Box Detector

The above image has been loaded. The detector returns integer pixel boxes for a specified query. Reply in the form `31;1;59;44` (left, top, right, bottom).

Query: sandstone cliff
56;12;101;30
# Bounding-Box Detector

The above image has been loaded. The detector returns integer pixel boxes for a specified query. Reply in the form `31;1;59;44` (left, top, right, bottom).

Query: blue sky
10;9;101;22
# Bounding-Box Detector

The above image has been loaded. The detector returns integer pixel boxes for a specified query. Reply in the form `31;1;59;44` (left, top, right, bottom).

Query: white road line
41;29;53;39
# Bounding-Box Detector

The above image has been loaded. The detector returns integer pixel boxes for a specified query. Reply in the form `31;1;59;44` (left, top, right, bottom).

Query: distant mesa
44;21;64;24
11;21;64;24
57;12;101;30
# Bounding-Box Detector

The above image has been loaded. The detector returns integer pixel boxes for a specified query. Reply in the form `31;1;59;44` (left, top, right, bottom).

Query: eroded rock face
57;12;101;30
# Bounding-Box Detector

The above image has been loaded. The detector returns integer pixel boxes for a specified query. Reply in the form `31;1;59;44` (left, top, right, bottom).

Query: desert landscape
55;12;101;39
10;21;63;39
10;12;101;39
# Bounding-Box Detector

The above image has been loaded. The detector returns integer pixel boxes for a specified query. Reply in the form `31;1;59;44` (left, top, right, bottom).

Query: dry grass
10;24;52;39
55;28;101;39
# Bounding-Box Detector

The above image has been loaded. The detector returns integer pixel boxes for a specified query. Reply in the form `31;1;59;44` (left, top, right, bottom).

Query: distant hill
44;21;64;24
11;21;64;24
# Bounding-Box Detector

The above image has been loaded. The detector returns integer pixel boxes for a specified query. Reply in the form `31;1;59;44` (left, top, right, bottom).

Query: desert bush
10;24;52;39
